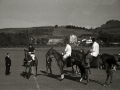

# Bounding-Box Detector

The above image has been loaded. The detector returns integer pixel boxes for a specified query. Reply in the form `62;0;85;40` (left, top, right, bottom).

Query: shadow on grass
20;71;31;79
89;79;104;86
39;70;104;85
39;70;60;80
39;70;86;84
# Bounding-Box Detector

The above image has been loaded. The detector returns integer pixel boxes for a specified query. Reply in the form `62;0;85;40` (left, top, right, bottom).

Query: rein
46;48;63;62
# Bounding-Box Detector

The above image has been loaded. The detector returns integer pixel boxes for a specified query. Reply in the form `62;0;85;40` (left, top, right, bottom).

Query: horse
87;52;119;85
45;47;91;84
45;48;65;80
24;49;38;78
100;53;119;69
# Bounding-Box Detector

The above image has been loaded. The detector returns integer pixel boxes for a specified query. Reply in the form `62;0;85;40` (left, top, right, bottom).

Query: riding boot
63;58;67;67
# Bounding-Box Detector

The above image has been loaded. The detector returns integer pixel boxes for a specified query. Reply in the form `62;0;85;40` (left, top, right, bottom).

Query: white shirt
64;44;72;56
90;42;99;57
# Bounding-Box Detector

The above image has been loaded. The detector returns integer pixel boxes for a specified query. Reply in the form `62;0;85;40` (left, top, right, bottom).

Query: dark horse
87;52;119;85
45;47;91;84
24;49;38;78
100;53;119;85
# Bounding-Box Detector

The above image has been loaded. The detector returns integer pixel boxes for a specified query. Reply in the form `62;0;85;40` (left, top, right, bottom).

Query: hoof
103;82;108;86
79;78;83;82
58;77;64;81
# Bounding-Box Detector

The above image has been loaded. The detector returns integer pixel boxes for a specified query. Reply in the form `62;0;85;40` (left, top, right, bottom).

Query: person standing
5;53;11;75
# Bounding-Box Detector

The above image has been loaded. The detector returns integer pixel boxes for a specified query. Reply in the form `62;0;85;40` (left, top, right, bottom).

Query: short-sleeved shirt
28;47;35;53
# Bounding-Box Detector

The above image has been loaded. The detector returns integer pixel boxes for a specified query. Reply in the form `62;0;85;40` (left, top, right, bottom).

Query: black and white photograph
0;0;120;90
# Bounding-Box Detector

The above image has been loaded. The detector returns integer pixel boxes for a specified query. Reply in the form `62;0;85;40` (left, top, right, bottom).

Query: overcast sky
0;0;120;29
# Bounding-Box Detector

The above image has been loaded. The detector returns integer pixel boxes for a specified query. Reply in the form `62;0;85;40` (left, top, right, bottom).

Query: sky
0;0;120;29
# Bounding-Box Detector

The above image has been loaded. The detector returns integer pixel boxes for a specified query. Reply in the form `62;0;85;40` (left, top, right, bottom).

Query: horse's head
45;47;53;57
24;49;31;61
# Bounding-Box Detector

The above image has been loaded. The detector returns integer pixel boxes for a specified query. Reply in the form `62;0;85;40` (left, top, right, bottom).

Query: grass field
0;47;120;90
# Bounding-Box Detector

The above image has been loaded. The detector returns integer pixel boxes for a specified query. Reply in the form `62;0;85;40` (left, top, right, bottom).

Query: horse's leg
35;65;37;77
72;65;75;76
75;65;81;75
24;67;28;78
80;72;84;82
105;75;109;85
28;66;32;79
85;69;89;84
110;75;113;84
49;67;52;74
31;66;34;75
60;66;64;80
80;69;85;82
89;68;91;74
46;65;49;75
75;65;78;74
26;67;30;79
35;58;38;76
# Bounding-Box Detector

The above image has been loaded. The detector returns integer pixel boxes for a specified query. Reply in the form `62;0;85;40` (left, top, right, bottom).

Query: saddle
90;56;100;68
64;56;72;67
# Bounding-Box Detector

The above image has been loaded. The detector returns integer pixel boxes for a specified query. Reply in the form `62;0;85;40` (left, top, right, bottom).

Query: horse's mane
52;48;61;55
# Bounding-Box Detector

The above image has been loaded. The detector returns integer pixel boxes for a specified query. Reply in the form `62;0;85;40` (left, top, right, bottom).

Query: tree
55;25;58;28
41;38;49;45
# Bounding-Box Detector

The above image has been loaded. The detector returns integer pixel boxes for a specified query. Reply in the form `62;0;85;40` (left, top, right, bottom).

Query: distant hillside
96;20;120;34
53;27;93;36
0;26;93;38
100;20;120;28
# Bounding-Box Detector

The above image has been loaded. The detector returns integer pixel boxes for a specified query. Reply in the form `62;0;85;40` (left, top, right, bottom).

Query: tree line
0;33;29;47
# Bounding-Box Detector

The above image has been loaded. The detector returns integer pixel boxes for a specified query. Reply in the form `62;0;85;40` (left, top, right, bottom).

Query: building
70;34;77;43
47;38;63;45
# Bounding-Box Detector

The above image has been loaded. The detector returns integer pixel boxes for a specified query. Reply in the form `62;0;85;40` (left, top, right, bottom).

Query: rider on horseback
62;42;72;67
86;38;99;66
28;44;35;66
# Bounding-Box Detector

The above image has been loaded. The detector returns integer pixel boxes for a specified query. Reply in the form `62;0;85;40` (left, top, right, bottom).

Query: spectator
5;53;11;75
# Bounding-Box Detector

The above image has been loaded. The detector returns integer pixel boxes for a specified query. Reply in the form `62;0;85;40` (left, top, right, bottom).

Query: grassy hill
96;20;120;35
0;27;93;37
53;27;93;36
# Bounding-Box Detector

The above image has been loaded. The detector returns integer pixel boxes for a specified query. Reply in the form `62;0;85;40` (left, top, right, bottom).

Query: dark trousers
5;65;10;75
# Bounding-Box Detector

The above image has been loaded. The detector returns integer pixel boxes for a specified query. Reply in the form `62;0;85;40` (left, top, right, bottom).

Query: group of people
6;37;98;72
5;37;114;84
5;38;99;75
